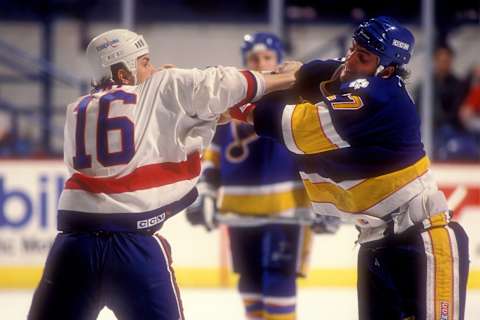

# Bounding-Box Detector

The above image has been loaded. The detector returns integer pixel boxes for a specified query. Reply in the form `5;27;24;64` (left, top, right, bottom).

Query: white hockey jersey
58;67;264;233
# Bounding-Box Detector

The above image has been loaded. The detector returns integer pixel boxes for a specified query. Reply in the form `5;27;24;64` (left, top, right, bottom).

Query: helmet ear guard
86;29;149;86
352;16;415;74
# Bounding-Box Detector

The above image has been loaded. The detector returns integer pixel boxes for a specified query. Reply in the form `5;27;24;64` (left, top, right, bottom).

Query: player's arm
195;63;300;121
153;63;298;122
252;99;351;155
240;79;375;155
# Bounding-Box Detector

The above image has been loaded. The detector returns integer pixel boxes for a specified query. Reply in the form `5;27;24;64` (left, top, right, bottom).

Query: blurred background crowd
0;0;479;161
416;43;480;161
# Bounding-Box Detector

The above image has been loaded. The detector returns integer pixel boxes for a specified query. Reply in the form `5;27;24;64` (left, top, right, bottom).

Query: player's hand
311;214;341;234
262;61;303;93
218;111;232;125
159;64;176;69
274;60;303;75
185;195;218;231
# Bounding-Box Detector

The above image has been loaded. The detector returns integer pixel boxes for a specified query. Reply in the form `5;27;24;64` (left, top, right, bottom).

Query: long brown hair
91;62;128;92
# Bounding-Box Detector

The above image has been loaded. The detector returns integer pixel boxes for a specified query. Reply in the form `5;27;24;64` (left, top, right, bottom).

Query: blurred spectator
418;45;466;131
0;108;13;155
416;44;478;161
0;107;36;157
459;65;480;134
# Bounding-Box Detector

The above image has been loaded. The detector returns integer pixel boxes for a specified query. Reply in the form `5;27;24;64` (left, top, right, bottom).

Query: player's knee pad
261;224;301;274
262;269;297;298
238;272;263;296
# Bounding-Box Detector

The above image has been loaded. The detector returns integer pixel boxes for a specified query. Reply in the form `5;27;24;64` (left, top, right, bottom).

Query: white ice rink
2;288;479;319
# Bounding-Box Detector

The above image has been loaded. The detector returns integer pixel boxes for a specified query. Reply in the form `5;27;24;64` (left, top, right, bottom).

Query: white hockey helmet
86;29;149;85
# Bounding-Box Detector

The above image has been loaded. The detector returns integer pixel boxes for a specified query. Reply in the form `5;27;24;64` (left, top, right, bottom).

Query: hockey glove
185;194;218;232
311;214;341;234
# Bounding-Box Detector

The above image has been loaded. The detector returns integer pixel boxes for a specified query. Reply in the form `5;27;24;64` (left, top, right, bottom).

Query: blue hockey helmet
241;32;284;66
353;16;415;68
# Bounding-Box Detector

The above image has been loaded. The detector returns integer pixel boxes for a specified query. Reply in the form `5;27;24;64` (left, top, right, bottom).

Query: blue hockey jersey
253;60;437;239
202;120;310;217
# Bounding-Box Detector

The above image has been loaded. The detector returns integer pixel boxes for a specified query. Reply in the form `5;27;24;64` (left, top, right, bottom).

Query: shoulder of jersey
340;76;404;103
296;59;342;102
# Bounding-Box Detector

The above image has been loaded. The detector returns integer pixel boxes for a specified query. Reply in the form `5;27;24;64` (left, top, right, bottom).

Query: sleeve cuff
249;70;266;102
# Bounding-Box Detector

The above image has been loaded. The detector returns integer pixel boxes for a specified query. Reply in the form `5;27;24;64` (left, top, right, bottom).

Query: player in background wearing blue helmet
187;32;339;320
229;17;470;320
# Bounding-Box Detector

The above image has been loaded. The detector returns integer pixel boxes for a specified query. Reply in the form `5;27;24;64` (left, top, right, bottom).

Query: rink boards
0;160;479;289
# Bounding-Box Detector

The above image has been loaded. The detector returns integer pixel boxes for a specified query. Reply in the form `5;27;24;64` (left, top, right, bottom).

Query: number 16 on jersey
73;91;137;170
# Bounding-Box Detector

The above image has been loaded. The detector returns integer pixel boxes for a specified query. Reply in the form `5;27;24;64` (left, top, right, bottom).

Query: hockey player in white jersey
28;29;298;320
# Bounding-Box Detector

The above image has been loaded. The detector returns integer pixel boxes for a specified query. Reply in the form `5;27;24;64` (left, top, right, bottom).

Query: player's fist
218;111;232;125
274;60;303;75
159;64;176;69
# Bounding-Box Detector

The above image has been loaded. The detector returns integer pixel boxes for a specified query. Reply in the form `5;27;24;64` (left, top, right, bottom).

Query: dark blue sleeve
295;59;342;103
252;90;297;143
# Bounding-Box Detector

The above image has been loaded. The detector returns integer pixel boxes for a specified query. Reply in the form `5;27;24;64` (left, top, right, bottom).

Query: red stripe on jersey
229;70;258;109
65;152;201;194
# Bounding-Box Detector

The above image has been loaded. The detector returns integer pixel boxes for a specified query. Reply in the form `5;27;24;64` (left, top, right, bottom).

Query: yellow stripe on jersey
428;227;454;320
303;156;430;213
202;148;220;168
429;212;449;228
326;94;364;110
219;189;310;215
290;102;338;154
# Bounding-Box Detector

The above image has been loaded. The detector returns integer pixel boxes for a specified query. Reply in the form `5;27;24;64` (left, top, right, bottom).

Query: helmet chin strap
125;57;140;85
374;65;384;76
132;71;138;85
374;55;384;76
130;62;138;85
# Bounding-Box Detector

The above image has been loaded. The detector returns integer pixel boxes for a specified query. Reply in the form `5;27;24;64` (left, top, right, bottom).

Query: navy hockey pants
228;224;311;319
28;231;183;320
358;221;469;320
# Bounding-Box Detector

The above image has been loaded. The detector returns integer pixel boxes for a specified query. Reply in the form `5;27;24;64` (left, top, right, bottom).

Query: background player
186;32;339;320
232;17;470;320
27;29;299;320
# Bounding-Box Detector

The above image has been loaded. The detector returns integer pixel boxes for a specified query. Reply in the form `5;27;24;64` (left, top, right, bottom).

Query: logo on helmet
95;38;120;52
392;39;410;50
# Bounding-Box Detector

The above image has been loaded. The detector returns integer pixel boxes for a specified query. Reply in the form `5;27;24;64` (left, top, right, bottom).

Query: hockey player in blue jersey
229;17;470;320
186;32;339;320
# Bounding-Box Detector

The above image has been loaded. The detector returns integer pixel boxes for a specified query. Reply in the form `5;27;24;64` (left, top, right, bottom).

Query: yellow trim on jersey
219;189;310;215
429;212;449;227
290;103;338;154
203;148;220;168
303;156;430;213
326;94;364;110
428;227;454;320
